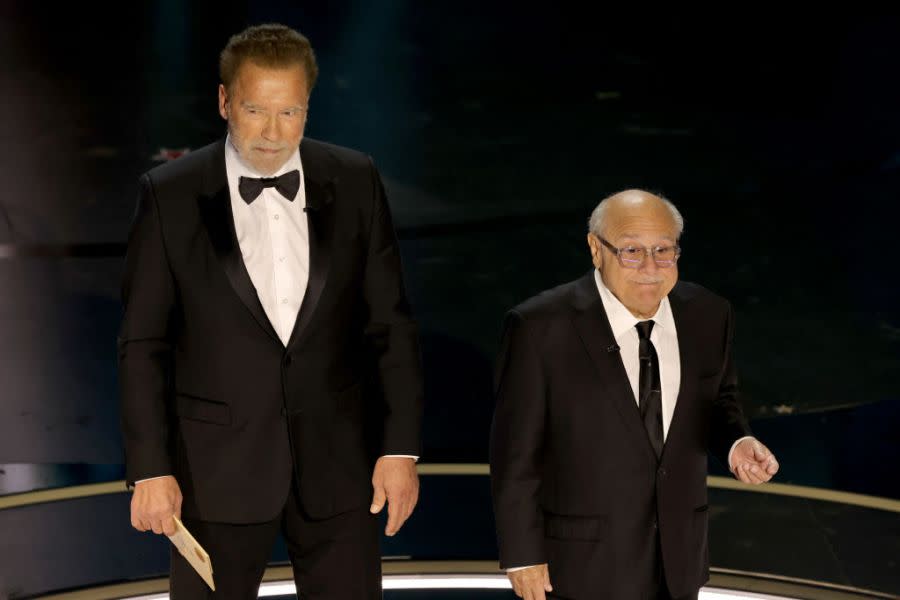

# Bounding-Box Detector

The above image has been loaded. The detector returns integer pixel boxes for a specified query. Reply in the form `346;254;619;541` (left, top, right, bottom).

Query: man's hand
369;456;419;536
730;438;779;484
130;475;182;536
508;564;553;600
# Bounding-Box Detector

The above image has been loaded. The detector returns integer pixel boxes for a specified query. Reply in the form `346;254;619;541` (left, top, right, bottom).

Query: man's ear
587;233;603;269
218;84;229;120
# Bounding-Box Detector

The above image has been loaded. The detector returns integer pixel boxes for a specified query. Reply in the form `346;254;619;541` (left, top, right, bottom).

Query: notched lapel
197;142;280;344
286;145;337;350
661;289;698;459
570;273;657;461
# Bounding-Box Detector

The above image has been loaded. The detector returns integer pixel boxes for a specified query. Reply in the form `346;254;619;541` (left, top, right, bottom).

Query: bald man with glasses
490;190;779;600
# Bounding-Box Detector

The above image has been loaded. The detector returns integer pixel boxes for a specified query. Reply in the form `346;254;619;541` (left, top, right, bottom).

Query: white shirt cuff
727;436;756;472
383;455;419;462
134;475;172;484
507;564;540;572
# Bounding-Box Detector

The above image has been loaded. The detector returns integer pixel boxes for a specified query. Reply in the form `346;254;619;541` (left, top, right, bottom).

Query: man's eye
622;247;642;257
655;247;674;258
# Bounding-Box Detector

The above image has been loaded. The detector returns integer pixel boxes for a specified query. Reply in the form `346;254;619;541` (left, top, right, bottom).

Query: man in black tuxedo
119;24;423;599
490;190;779;600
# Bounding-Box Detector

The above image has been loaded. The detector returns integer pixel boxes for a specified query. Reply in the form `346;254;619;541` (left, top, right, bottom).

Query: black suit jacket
118;138;423;523
490;272;751;599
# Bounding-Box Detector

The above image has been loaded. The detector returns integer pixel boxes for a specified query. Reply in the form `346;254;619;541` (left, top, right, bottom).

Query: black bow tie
238;170;300;203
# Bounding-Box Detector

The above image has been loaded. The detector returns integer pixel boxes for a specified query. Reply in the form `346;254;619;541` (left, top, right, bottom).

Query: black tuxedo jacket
490;272;751;599
118;138;423;523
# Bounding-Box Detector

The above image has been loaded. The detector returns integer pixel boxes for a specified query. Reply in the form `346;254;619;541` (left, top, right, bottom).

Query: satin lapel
197;141;280;344
286;147;336;350
570;273;657;461
661;286;698;462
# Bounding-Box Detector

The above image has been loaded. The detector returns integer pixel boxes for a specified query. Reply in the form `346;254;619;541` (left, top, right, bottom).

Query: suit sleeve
709;301;753;466
118;174;176;485
490;310;547;569
362;157;424;456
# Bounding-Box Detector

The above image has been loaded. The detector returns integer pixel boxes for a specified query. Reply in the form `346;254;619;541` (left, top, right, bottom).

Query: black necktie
636;320;664;460
238;170;300;204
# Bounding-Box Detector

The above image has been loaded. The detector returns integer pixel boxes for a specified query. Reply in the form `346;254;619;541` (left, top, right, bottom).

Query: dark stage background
0;3;898;598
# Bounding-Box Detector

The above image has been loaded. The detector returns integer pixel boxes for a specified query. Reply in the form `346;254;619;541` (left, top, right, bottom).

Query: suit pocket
544;513;607;541
176;393;232;425
694;504;709;513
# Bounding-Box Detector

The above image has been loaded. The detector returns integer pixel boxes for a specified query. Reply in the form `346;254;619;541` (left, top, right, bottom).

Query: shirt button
274;214;280;220
282;298;288;304
279;257;285;262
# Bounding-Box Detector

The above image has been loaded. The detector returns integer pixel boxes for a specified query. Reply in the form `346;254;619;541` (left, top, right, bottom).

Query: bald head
588;189;683;241
586;189;683;318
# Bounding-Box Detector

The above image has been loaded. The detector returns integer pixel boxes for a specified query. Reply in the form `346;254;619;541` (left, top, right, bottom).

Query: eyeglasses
597;236;681;268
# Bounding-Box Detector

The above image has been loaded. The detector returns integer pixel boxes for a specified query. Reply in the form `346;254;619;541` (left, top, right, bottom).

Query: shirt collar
593;269;675;341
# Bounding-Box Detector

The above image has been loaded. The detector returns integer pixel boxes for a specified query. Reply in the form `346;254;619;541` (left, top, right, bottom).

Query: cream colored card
167;516;215;591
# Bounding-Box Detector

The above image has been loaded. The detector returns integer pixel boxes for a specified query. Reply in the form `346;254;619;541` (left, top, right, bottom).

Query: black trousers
170;481;381;599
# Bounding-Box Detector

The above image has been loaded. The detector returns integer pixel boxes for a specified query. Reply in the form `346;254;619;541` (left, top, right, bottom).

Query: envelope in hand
167;516;216;591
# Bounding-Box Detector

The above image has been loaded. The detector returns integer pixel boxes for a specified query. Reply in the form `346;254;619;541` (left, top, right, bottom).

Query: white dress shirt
593;271;751;463
225;137;308;346
594;270;680;439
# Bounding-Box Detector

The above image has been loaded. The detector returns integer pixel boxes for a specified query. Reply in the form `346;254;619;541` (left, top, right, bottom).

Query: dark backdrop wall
0;3;898;495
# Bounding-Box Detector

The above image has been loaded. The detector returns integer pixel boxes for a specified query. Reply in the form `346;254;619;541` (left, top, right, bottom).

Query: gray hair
588;191;684;239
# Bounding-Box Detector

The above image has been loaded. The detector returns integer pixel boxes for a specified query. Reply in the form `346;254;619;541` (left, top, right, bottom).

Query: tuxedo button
284;355;292;366
652;519;658;530
658;467;667;477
